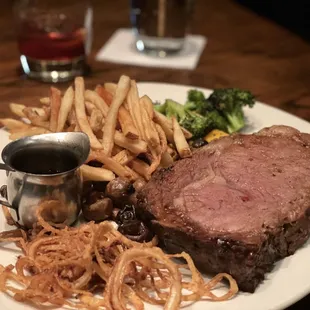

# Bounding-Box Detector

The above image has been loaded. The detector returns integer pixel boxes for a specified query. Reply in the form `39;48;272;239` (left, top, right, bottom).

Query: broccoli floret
154;87;255;138
187;89;205;103
154;99;186;119
179;111;212;138
156;99;212;138
154;102;167;114
164;99;186;119
206;110;228;132
183;100;196;111
184;99;215;114
207;88;255;133
185;89;206;112
185;90;214;114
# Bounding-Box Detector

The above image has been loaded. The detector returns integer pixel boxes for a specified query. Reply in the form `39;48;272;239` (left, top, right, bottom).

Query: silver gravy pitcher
0;132;90;228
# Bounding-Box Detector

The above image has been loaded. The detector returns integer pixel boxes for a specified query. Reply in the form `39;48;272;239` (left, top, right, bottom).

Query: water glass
13;0;93;83
130;0;194;57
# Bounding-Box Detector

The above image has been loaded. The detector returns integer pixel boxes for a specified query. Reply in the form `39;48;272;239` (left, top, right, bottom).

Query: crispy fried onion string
0;204;238;309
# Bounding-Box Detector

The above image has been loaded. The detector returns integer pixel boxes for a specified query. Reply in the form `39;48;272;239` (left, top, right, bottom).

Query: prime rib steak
137;125;310;292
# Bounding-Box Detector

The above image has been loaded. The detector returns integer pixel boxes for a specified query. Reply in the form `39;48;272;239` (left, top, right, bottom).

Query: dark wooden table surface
0;0;309;309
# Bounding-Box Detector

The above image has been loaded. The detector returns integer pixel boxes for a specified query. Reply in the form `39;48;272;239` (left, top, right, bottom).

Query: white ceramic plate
0;82;310;310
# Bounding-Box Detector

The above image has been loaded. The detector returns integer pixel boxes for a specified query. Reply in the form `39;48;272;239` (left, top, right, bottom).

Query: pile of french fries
0;76;193;182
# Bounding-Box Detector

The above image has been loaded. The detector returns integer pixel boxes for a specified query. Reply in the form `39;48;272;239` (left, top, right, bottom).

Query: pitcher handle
0;164;19;220
0;185;20;221
0;185;10;207
0;163;14;172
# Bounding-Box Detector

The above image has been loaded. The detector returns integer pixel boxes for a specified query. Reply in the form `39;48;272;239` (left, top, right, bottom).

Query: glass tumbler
13;0;93;83
130;0;194;57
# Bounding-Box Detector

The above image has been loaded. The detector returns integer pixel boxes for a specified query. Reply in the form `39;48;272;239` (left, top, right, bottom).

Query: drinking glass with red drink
13;0;93;83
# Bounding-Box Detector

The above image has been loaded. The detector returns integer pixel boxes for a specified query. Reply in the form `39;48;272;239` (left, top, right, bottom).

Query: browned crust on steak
137;215;310;292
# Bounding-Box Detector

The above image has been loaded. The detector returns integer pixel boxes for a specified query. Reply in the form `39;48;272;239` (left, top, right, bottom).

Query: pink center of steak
140;126;310;245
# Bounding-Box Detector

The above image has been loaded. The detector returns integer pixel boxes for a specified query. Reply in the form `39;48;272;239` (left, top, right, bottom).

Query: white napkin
95;28;207;70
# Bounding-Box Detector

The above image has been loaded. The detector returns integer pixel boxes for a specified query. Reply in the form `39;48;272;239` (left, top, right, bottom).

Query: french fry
127;80;143;137
74;77;102;149
42;106;51;121
114;131;147;154
140;95;154;119
57;86;74;132
124;166;140;181
80;165;115;182
9;103;46;118
160;151;174;168
32;107;46;117
9;127;29;134
102;75;131;156
111;145;123;156
154;111;174;143
148;156;161;175
112;149;135;166
85;101;96;116
0;119;29;130
167;145;178;160
154;110;192;140
98;85;139;140
88;150;133;180
74;122;81;132
118;107;139;139
155;123;168;152
68;110;77;126
89;109;103;132
96;85;112;105
23;108;50;129
9;127;51;140
99;83;132;111
39;97;50;105
154;123;168;169
129;159;151;180
139;99;161;154
95;84;102;92
49;87;62;132
180;126;193;140
172;116;192;158
9;103;26;118
104;82;117;95
85;90;109;117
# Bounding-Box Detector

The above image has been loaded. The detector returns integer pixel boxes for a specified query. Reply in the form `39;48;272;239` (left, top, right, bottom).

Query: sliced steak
137;125;310;292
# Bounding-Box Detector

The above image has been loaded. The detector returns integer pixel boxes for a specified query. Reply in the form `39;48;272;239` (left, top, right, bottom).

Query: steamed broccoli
155;99;213;138
187;89;205;103
154;87;255;138
207;88;255;133
185;88;255;134
184;90;214;114
164;99;185;119
205;110;228;132
179;111;213;138
154;99;184;120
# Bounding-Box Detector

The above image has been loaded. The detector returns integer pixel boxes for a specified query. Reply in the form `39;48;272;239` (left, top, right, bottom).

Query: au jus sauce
10;147;78;175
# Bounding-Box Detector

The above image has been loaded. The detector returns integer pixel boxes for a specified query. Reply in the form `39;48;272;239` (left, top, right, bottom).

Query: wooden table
0;0;309;308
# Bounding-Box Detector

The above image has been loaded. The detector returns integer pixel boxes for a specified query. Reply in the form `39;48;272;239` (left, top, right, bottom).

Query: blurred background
0;0;310;121
237;0;310;41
